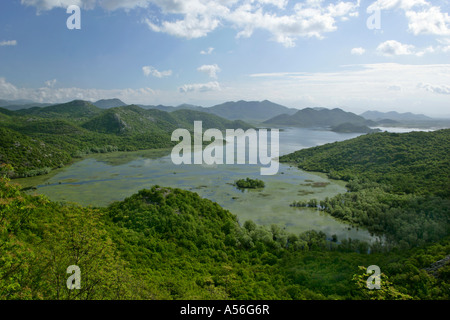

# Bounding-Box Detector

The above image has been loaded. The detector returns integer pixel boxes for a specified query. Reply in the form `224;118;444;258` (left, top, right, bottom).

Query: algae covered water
18;128;374;242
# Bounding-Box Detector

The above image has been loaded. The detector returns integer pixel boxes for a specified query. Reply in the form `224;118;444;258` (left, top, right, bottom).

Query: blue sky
0;0;449;116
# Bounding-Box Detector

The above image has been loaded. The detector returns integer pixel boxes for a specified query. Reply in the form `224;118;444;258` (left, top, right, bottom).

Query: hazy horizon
1;1;450;117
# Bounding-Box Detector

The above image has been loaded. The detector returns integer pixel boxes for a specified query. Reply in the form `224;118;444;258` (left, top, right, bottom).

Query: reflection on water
19;128;376;242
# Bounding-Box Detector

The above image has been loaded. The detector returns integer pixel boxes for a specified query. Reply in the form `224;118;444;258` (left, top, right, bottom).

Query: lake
18;128;376;243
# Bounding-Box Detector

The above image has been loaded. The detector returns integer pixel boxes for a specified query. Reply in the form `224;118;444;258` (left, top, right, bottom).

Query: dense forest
1;176;449;300
281;129;450;249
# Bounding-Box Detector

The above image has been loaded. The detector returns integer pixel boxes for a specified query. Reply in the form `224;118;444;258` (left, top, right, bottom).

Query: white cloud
20;0;361;47
255;0;288;9
367;1;450;37
367;0;429;11
20;0;96;11
200;47;214;55
418;82;450;95
406;6;450;36
179;81;221;93
144;15;221;39
142;66;172;78
415;45;435;56
197;64;221;78
225;1;360;47
376;40;416;56
351;47;366;55
0;40;17;46
45;79;57;87
0;76;160;104
245;63;450;115
376;40;438;56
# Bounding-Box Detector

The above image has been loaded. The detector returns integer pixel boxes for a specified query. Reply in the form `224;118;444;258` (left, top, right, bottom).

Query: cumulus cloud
200;47;214;55
376;40;437;56
20;0;361;47
367;0;429;11
351;47;366;55
377;40;416;56
197;64;221;78
418;82;450;95
0;40;17;46
406;6;450;36
225;1;360;47
144;15;221;39
142;66;172;78
179;81;221;93
368;1;450;36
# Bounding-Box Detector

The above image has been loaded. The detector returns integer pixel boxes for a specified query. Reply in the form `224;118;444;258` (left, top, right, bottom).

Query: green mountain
206;100;297;122
15;100;102;120
170;109;253;131
81;105;173;135
82;105;254;135
280;129;450;248
280;129;450;198
265;107;374;127
0;127;72;177
138;104;178;112
0;101;254;177
93;98;127;109
361;110;432;122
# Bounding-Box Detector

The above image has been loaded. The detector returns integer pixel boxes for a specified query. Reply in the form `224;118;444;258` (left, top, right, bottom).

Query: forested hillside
0;100;253;178
281;129;450;249
280;129;450;197
265;107;375;127
1;177;449;300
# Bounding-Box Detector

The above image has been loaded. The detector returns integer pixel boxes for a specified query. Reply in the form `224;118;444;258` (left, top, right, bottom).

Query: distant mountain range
205;100;297;122
264;107;375;129
361;111;432;122
15;100;102;119
0;98;443;129
0;99;53;110
139;100;297;122
93;98;127;109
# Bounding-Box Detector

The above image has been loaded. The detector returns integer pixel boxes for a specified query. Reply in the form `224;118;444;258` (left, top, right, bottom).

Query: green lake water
17;128;375;243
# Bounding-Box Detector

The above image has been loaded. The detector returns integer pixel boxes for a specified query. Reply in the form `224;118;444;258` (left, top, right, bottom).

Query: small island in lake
235;178;265;189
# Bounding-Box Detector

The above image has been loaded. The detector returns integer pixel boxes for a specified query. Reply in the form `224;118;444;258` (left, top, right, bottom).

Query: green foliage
352;266;413;300
281;129;450;249
235;178;265;189
1;178;449;300
0;127;71;177
280;129;450;198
